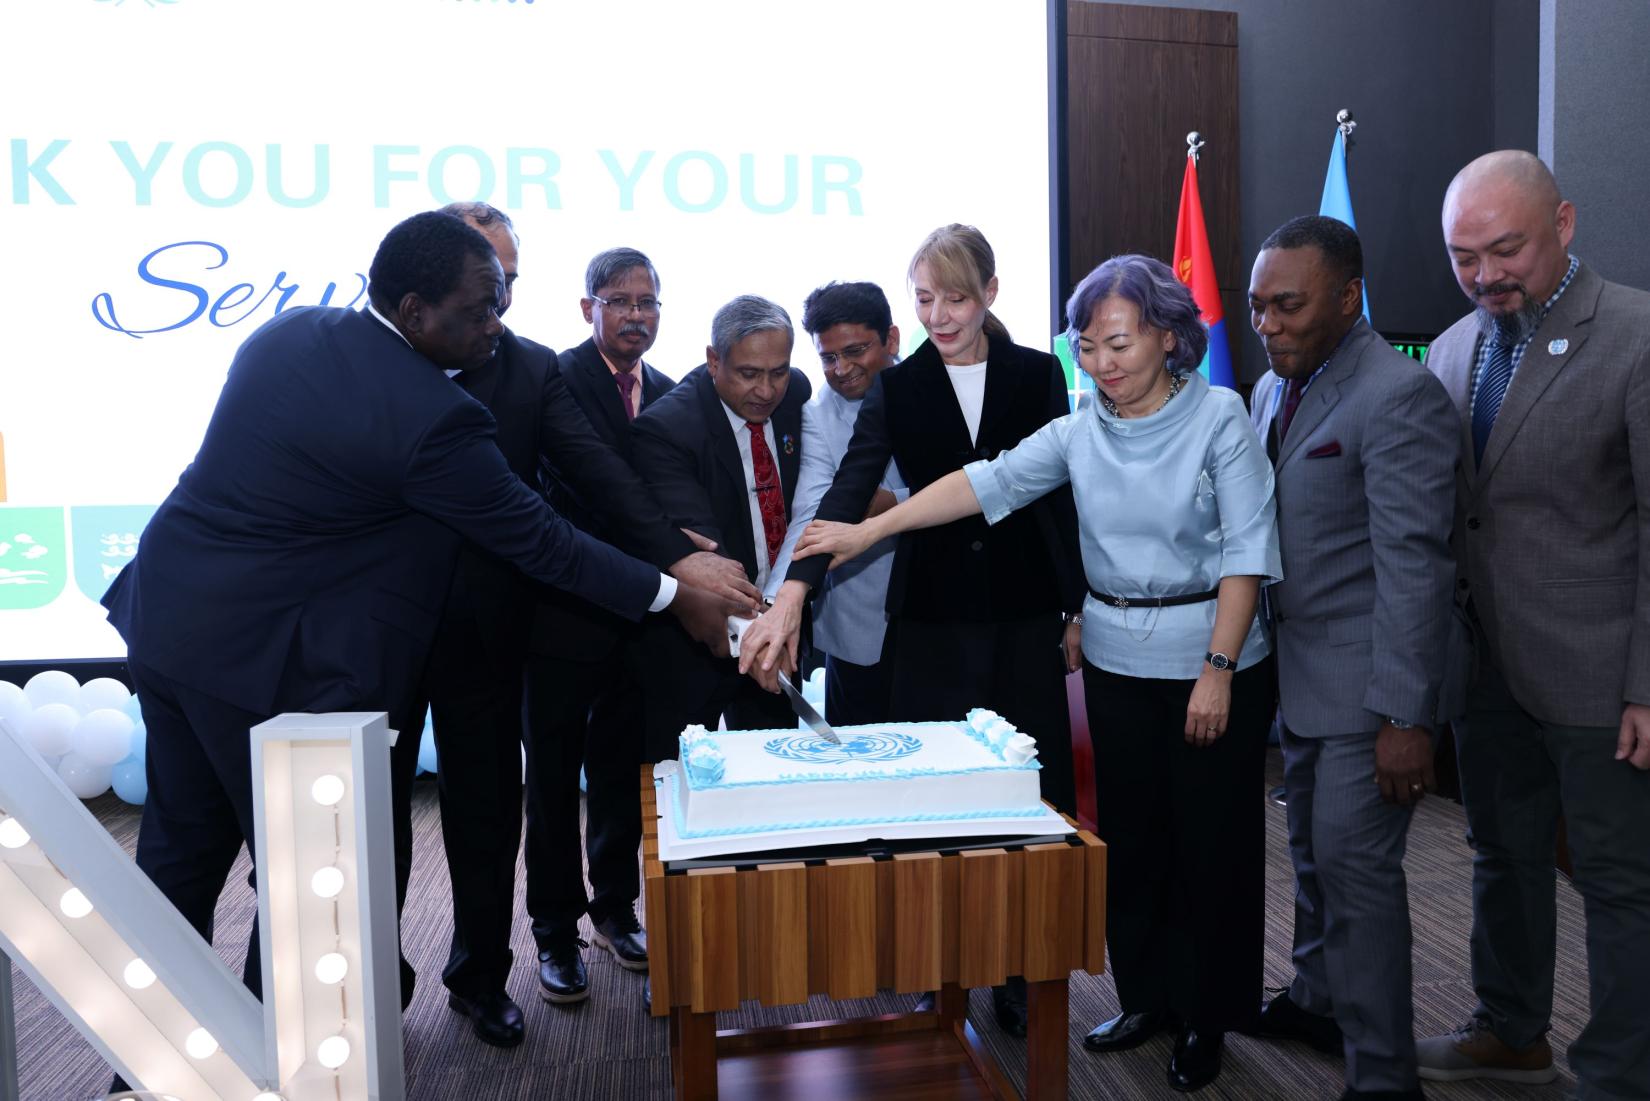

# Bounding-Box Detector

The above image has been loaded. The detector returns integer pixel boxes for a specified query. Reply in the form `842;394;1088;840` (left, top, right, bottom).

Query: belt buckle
1117;596;1129;610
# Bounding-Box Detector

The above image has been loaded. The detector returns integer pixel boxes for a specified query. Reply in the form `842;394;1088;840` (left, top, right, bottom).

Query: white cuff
649;573;678;613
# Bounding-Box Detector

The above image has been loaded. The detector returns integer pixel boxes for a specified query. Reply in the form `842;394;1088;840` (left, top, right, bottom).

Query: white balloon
58;753;113;799
23;670;81;711
77;677;132;715
0;680;32;736
70;709;136;767
23;703;80;757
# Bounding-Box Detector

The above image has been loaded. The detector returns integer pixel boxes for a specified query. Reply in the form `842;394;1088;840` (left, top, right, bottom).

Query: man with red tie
630;295;812;762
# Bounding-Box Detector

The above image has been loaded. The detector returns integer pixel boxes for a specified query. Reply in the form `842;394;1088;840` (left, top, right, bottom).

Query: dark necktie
614;370;638;421
747;422;785;567
1269;377;1306;464
1471;334;1517;465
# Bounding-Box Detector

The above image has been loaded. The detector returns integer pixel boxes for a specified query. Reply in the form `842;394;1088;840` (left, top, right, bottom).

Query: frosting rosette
1001;733;1040;767
683;738;727;786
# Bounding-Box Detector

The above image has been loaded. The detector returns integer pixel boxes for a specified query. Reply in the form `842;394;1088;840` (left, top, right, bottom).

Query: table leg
670;1006;718;1101
1024;977;1069;1101
937;981;967;1031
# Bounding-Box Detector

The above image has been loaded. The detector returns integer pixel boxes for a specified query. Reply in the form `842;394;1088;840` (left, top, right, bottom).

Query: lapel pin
1548;338;1569;355
782;434;795;455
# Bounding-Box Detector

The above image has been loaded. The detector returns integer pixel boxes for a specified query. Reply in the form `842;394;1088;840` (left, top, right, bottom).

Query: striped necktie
1471;334;1516;465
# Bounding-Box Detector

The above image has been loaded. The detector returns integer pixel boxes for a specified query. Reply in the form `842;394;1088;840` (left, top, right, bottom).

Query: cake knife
776;670;842;745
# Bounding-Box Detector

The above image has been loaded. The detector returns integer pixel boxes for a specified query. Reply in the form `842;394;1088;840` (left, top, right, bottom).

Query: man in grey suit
1416;151;1650;1099
763;281;904;724
1247;216;1459;1101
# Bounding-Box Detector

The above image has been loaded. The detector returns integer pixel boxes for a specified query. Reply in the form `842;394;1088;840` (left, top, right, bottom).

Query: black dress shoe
538;939;590;1005
1167;1027;1223;1092
1257;988;1343;1054
1338;1089;1425;1100
447;988;525;1048
1084;1009;1174;1053
593;911;649;972
991;982;1027;1038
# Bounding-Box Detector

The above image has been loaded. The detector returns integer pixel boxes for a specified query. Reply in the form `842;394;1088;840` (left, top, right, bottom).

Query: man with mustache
522;248;763;1009
1246;215;1459;1101
1416;150;1650;1098
408;217;758;1044
762;281;903;725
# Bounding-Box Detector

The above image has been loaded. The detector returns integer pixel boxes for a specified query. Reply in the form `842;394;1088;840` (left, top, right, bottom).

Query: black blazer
528;338;683;659
787;333;1083;622
102;306;661;717
449;329;692;664
631;364;811;581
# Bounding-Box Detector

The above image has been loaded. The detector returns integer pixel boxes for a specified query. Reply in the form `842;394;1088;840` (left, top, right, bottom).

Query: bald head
1442;150;1575;324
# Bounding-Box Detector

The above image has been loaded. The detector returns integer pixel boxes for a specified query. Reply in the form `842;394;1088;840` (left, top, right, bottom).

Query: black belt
1089;586;1220;610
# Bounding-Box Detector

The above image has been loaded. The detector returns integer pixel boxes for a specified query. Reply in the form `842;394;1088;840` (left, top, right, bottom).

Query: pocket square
1306;441;1342;458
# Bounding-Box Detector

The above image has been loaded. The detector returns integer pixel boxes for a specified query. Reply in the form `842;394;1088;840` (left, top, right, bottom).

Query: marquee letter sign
0;712;404;1100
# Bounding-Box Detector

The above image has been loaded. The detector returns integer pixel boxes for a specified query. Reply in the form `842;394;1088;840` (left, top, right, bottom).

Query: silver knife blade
776;671;841;744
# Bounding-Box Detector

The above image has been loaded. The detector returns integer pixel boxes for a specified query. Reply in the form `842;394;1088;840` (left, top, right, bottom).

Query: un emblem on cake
763;730;923;763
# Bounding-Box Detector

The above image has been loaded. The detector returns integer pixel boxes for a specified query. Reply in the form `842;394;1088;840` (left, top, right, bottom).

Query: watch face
1207;652;1232;670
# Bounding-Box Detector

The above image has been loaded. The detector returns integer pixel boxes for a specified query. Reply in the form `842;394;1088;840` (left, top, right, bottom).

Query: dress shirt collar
365;301;464;376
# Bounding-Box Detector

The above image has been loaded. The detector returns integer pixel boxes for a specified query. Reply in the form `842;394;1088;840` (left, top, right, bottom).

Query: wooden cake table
642;768;1107;1100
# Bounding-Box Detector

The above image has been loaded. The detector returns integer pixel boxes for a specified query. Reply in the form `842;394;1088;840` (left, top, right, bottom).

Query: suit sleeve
1624;342;1650;704
1361;370;1461;725
402;400;659;621
631;403;727;552
784;375;897;592
1029;356;1088;612
536;366;695;570
766;400;836;601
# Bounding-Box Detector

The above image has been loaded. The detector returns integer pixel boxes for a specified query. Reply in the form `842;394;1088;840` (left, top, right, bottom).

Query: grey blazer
1251;321;1461;737
1425;262;1650;727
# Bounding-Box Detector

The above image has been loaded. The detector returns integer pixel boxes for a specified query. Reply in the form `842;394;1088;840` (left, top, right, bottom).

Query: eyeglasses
818;343;875;370
591;294;662;316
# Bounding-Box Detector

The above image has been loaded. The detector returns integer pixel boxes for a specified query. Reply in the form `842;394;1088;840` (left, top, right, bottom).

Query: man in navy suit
101;211;734;1013
523;248;728;1007
406;215;757;1044
631;295;812;761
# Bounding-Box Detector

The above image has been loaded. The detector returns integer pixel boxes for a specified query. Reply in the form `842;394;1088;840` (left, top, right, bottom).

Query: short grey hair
711;295;793;363
584;247;660;297
438;201;515;235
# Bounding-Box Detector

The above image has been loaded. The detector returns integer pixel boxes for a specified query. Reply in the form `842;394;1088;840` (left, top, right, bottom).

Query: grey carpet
6;752;1589;1099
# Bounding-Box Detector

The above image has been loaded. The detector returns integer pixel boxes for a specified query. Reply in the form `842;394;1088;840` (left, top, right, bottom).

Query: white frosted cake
653;709;1073;858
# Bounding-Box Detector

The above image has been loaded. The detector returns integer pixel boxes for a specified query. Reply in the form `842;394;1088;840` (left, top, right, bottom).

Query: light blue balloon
128;720;147;764
417;722;439;775
112;758;148;805
122;693;145;722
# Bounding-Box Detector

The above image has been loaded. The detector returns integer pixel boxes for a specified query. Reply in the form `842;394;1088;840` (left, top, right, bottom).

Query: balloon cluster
0;671;148;805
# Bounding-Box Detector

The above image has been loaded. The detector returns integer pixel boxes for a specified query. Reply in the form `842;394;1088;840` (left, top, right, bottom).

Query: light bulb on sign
59;888;93;918
185;1027;219;1059
0;816;29;849
316;1033;351;1069
311;774;346;806
123;958;156;990
310;865;344;899
314;952;348;985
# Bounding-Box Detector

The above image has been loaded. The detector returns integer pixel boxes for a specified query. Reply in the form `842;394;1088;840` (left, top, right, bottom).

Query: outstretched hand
792;519;877;570
669;549;762;618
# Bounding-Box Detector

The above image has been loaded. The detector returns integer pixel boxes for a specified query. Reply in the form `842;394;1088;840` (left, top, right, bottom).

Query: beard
1473;281;1545;345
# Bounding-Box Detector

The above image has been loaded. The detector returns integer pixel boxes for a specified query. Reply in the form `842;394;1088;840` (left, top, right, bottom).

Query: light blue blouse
964;370;1280;679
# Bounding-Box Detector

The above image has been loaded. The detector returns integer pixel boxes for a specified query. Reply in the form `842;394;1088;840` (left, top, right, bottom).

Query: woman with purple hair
790;254;1281;1093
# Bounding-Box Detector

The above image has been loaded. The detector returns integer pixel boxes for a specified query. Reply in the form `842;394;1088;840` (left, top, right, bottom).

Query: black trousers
889;615;1076;817
522;634;647;948
406;597;529;998
822;633;895;728
1083;655;1275;1033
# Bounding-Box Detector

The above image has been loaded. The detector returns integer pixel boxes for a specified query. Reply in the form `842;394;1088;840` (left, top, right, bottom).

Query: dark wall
1083;0;1539;382
1542;0;1650;291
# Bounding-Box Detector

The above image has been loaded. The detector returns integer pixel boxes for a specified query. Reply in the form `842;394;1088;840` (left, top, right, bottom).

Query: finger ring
1409;783;1423;793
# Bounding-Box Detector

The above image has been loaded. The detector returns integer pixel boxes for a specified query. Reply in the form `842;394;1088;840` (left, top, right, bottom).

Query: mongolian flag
1172;152;1236;389
1320;127;1372;320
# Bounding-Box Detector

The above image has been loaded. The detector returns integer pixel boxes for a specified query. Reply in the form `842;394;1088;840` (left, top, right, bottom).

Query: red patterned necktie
614;370;637;421
746;422;785;567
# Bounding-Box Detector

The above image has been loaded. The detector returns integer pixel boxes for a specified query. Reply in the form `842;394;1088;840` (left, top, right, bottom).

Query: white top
720;400;784;591
944;361;988;444
361;304;675;611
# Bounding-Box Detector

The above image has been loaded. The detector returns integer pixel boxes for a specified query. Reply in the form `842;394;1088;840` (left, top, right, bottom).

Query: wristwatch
1386;717;1416;730
1062;611;1085;625
1204;651;1234;671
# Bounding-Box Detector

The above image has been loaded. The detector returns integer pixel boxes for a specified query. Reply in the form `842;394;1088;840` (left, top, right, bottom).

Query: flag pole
1187;130;1205;164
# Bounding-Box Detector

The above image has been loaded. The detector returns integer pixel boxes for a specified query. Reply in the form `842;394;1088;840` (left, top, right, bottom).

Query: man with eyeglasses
763;281;904;724
522;248;753;1011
